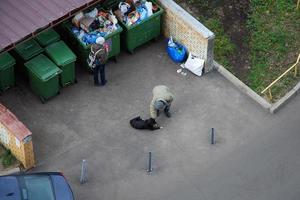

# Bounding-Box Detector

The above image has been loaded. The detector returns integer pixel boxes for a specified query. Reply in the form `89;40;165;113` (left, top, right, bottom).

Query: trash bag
184;53;205;76
167;37;187;63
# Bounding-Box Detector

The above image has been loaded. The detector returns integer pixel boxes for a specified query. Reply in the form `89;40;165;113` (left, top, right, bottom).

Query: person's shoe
94;83;100;86
101;80;107;86
165;111;171;118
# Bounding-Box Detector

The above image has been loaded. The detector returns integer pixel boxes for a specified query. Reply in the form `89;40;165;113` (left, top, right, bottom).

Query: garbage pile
167;37;187;63
71;8;119;45
114;0;159;26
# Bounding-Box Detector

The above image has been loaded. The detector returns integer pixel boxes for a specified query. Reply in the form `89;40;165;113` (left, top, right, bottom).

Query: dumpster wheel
128;50;134;55
40;96;46;104
112;56;118;63
153;36;159;42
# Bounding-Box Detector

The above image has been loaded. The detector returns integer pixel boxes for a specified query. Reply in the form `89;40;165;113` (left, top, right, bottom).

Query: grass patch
0;146;16;168
175;0;300;102
174;0;236;72
247;0;300;101
203;18;236;71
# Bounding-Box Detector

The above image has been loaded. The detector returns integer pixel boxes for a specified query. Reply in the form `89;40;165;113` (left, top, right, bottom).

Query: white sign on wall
0;125;10;145
15;137;20;148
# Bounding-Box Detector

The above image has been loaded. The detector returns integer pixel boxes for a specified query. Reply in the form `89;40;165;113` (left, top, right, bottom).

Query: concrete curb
0;167;20;176
215;61;300;114
214;61;272;110
270;81;300;114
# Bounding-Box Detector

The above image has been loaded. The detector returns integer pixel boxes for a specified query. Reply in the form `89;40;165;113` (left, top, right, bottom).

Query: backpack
87;46;105;69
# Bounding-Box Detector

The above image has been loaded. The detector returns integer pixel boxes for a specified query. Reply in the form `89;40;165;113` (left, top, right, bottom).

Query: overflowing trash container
14;39;44;76
24;54;62;103
107;0;164;53
0;52;16;92
59;8;123;71
35;28;61;47
45;41;77;87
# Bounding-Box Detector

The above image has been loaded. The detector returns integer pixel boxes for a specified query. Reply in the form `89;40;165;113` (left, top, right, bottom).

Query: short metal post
268;88;272;101
80;159;88;184
211;128;215;145
147;152;152;174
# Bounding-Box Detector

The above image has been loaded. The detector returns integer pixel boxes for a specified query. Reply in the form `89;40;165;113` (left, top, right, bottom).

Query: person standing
91;37;108;86
150;85;174;119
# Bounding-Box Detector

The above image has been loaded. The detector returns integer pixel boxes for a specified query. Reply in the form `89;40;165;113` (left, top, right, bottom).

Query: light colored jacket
150;85;174;118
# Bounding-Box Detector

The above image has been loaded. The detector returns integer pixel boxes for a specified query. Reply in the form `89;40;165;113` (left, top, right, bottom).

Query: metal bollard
211;128;215;145
147;152;152;174
80;159;88;184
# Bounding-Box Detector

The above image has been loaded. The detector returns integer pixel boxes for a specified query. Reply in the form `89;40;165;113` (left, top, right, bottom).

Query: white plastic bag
184;53;205;76
86;8;98;18
109;10;118;25
145;1;153;17
119;2;130;15
168;36;176;48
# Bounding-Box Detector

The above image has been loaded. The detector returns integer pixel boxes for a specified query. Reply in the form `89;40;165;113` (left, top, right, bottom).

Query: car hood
0;176;21;200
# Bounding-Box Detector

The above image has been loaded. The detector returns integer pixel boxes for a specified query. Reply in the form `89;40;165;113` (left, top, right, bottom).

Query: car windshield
22;175;55;200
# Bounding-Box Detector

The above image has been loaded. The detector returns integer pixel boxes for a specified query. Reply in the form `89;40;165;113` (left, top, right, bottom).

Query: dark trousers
94;64;106;85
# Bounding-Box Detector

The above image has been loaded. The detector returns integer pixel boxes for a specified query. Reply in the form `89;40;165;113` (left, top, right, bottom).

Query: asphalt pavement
1;39;300;200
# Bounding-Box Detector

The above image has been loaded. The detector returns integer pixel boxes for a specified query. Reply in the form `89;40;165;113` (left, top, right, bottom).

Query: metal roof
0;0;101;50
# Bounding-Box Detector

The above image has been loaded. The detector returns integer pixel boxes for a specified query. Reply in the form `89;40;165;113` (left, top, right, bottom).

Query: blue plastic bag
82;33;98;44
167;38;187;63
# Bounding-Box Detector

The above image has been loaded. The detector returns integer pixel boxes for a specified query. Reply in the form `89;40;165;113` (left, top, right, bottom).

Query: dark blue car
0;172;74;200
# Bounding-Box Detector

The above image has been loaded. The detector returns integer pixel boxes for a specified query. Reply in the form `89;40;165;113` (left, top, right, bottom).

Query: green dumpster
0;52;16;92
14;39;44;76
55;21;76;48
14;39;44;61
45;41;77;87
63;21;123;71
118;2;164;53
24;54;62;103
35;28;60;47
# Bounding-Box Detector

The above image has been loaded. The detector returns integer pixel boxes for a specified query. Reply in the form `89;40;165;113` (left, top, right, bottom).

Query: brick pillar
158;0;215;73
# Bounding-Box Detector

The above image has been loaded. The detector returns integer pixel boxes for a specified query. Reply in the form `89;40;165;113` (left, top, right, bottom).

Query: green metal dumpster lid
0;52;16;71
45;41;76;66
35;28;61;47
15;39;43;61
24;54;62;81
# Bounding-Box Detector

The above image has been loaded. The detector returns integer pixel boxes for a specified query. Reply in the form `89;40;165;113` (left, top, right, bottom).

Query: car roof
0;172;73;200
0;176;21;200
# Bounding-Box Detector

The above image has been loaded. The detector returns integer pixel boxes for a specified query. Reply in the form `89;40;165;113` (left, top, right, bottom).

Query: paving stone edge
214;61;300;114
214;61;272;110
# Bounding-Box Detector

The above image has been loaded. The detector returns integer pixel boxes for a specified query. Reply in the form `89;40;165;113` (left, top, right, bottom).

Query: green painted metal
15;39;43;61
24;54;61;102
61;22;122;71
35;28;61;47
45;41;77;87
0;52;16;92
118;1;164;53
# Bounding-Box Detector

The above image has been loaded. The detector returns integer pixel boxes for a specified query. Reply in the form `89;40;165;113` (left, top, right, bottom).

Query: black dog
130;116;160;130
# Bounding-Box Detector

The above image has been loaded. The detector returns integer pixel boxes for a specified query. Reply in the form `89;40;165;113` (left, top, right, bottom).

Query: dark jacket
91;43;108;65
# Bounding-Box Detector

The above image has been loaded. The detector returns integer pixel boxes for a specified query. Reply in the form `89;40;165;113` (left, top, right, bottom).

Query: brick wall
158;0;215;73
0;105;35;169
